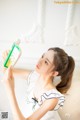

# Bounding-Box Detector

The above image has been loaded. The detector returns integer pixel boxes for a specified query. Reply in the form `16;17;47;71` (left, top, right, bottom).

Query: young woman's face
35;50;55;76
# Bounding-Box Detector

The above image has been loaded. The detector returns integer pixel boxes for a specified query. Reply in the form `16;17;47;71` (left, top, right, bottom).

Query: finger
7;66;13;79
2;50;10;59
4;66;11;80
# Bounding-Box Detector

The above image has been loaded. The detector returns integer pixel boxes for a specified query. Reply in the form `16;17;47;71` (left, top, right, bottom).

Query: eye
41;55;44;58
45;61;48;65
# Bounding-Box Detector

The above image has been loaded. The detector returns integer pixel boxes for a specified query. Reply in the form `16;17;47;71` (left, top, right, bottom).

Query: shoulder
39;89;65;110
43;96;59;111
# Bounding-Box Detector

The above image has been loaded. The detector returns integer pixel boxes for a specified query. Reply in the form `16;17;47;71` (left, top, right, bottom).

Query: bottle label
4;44;21;68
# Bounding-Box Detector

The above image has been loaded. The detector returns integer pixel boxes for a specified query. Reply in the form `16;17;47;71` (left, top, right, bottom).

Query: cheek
35;65;48;74
40;66;51;74
40;67;47;72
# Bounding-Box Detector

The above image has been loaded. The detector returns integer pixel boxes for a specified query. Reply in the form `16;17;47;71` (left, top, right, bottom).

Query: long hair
48;47;75;94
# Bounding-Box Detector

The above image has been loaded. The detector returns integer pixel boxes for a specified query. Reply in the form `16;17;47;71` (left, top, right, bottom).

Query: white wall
0;0;80;69
0;0;37;41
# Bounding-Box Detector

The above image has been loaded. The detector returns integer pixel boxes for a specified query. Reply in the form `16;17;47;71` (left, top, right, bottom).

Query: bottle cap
15;39;21;45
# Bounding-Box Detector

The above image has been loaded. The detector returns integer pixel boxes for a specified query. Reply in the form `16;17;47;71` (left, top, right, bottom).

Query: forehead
45;50;55;63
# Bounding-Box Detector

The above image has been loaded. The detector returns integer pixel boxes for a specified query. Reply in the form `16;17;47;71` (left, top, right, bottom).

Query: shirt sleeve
38;89;65;111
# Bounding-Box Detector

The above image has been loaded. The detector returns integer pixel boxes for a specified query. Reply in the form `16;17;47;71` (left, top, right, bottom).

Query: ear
52;71;59;77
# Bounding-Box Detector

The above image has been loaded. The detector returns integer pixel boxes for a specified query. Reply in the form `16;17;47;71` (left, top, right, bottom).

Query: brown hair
48;47;75;94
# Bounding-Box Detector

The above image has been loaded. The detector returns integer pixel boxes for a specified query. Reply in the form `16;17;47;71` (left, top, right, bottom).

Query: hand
2;66;15;92
2;50;10;72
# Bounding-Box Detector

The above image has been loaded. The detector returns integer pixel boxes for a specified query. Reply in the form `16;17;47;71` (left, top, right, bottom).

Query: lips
36;64;40;69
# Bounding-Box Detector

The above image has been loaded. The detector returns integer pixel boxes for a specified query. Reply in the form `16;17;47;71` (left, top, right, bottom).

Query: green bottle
4;40;21;68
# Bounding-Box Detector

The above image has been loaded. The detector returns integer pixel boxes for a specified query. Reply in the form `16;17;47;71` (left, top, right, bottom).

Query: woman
2;47;75;120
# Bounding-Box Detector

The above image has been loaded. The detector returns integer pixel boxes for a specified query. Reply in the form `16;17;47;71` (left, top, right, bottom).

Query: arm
12;68;32;80
2;66;26;120
2;50;32;80
2;66;58;120
27;98;58;120
5;87;58;120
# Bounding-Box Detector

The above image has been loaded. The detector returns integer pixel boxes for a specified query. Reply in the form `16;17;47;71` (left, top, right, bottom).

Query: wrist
6;86;15;96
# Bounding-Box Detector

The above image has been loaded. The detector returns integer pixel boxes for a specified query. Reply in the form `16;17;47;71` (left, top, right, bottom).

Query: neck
38;75;53;88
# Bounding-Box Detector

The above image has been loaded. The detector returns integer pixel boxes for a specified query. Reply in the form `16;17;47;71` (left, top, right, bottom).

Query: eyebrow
42;53;52;64
46;58;52;64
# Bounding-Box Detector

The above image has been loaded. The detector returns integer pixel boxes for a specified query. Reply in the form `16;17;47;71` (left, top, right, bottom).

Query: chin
35;67;39;72
35;66;39;72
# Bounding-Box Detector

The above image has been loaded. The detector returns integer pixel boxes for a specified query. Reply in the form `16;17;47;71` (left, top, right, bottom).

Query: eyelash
45;61;48;65
41;55;48;65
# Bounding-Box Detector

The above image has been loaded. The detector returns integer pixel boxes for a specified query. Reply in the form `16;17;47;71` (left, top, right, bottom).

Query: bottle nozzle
15;39;21;45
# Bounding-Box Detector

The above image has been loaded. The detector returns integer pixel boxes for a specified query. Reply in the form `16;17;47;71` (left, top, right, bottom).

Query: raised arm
8;90;58;120
2;66;58;120
2;50;32;80
12;68;32;79
27;98;58;120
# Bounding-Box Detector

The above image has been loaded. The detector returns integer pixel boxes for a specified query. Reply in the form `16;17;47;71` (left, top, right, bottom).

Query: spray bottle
4;40;21;68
